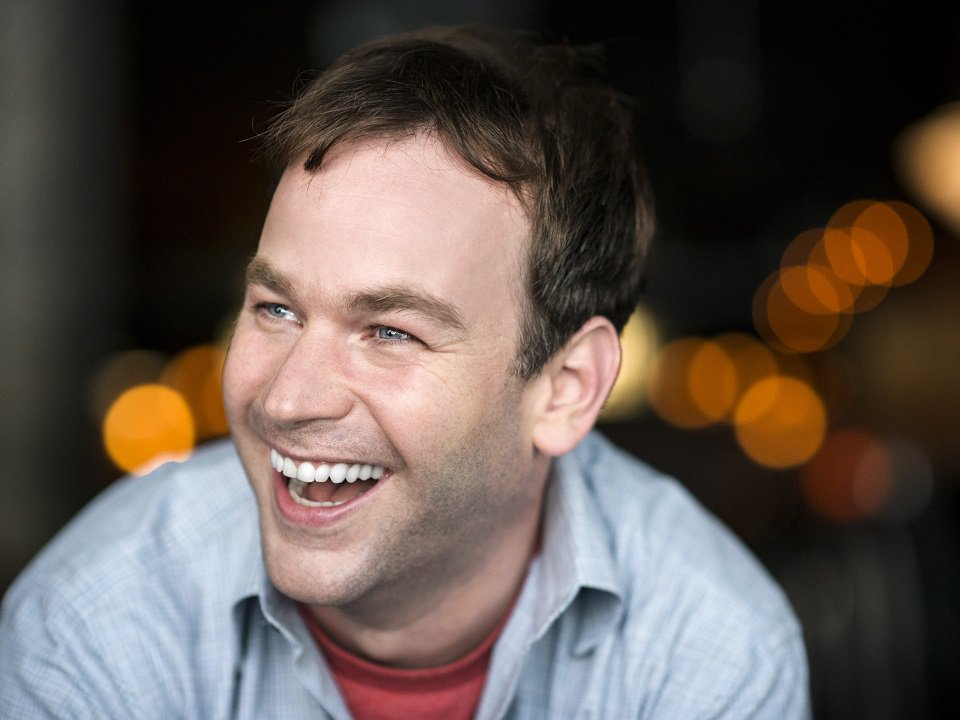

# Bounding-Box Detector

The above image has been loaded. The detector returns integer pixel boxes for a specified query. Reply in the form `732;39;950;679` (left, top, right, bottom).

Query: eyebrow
347;287;466;335
245;257;297;301
244;257;466;335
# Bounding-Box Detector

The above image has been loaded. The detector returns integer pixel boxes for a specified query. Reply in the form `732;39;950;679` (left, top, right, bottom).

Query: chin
259;527;372;608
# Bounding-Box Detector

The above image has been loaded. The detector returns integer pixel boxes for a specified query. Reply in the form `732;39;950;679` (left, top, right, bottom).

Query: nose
261;329;355;426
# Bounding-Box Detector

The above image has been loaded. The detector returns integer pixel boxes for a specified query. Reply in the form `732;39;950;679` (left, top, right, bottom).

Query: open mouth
271;448;385;508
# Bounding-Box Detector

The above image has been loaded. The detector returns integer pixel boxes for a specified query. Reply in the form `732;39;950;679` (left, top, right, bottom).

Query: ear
531;316;622;457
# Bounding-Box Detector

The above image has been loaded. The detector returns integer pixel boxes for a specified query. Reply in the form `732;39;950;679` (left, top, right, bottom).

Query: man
1;26;809;718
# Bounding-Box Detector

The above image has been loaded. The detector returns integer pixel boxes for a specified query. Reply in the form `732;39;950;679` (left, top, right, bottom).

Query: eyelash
373;326;419;345
253;301;298;323
253;302;419;346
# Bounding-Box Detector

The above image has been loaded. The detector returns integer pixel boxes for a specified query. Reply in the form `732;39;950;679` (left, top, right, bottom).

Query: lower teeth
288;480;347;508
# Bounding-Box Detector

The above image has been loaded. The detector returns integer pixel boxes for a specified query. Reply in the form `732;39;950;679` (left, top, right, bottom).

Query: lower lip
272;470;383;528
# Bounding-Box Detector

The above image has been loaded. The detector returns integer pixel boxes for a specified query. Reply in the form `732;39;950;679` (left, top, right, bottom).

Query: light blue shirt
0;432;809;718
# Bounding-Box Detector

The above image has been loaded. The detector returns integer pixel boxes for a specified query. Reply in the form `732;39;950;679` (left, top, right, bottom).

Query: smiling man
1;26;809;719
231;133;564;678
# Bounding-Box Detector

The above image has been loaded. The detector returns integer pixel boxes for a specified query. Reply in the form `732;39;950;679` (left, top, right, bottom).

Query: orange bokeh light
853;202;910;282
647;333;790;430
822;226;894;288
712;332;780;419
103;384;195;475
646;338;714;428
161;344;229;439
886;200;934;285
801;429;894;522
688;340;738;422
754;272;852;353
825;199;933;289
779;264;854;315
734;375;827;469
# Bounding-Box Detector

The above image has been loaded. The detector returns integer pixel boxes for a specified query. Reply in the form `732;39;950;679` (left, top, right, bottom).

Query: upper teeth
271;449;385;484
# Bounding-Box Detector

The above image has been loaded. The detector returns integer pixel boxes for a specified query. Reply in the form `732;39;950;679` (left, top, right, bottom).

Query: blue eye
255;302;298;322
376;326;412;342
270;304;294;319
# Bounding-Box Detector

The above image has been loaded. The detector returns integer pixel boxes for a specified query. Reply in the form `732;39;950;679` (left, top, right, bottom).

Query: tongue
305;480;375;504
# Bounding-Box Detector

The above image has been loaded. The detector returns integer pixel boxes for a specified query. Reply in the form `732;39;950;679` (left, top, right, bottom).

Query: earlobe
531;316;622;457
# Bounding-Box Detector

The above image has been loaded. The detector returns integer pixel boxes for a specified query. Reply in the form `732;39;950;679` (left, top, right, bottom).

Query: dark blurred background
2;1;959;718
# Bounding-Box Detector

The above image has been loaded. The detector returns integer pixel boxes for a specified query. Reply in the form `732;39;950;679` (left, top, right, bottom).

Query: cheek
220;345;246;412
363;378;450;431
361;364;518;460
222;331;272;416
355;367;470;449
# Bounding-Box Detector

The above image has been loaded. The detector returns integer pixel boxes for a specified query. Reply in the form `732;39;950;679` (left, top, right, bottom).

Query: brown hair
264;25;655;379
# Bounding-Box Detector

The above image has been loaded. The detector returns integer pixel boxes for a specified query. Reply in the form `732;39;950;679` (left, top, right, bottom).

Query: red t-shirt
299;606;505;720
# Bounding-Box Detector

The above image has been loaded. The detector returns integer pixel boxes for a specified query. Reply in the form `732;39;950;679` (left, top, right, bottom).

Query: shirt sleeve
706;631;811;720
655;627;811;720
635;608;811;719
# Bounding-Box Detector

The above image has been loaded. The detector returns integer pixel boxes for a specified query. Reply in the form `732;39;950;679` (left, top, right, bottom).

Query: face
222;134;551;616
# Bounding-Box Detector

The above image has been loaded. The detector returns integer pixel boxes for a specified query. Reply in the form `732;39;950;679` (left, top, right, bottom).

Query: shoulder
571;431;797;629
568;432;809;716
5;438;253;609
0;439;258;717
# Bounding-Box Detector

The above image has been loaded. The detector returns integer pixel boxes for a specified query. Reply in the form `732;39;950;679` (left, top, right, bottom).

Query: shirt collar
227;520;310;654
528;433;624;655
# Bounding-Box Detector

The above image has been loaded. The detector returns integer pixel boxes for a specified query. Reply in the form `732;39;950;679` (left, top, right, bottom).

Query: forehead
257;135;531;325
